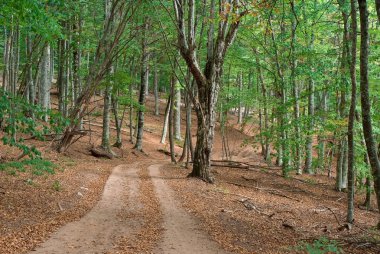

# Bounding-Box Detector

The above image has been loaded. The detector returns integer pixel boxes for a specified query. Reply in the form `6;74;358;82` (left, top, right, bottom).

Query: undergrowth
0;158;57;176
294;237;342;254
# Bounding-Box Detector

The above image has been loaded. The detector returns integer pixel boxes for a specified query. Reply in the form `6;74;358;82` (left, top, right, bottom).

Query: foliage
52;180;62;191
0;88;69;158
295;237;342;254
0;158;57;176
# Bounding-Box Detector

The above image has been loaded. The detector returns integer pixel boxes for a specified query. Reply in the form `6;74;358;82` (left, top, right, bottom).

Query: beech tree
173;0;246;182
358;0;380;228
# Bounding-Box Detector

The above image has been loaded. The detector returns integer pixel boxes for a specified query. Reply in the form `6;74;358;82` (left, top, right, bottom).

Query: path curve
149;164;232;254
29;163;140;254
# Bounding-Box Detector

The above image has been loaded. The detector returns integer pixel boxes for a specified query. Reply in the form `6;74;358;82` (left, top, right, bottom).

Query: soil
1;94;379;253
149;163;232;254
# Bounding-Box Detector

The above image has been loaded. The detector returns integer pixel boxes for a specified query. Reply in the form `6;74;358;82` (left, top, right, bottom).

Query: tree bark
160;95;171;144
358;0;380;229
134;17;149;151
169;74;177;163
173;0;245;182
154;63;159;115
237;71;243;124
290;2;301;174
256;54;270;163
174;80;182;140
39;43;51;122
101;84;112;151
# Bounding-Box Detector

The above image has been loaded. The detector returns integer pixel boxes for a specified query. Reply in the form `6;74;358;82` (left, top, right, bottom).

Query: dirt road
29;162;230;254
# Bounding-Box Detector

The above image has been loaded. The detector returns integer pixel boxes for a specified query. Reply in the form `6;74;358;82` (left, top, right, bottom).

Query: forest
1;0;380;253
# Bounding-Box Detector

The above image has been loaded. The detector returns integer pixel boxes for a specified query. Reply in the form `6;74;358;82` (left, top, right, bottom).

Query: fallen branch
225;181;300;202
57;202;64;211
211;163;249;169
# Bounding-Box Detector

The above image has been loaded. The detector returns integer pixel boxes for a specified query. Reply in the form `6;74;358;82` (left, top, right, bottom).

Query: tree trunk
160;95;171;144
154;63;159;115
290;4;301;174
3;27;10;91
26;33;35;106
358;0;380;229
134;17;149;151
39;43;51;122
304;34;315;174
256;54;270;163
169;75;177;163
237;71;243;124
129;74;134;144
101;84;112;152
317;90;328;170
144;53;150;96
173;0;244;182
174;80;182;140
57;35;67;116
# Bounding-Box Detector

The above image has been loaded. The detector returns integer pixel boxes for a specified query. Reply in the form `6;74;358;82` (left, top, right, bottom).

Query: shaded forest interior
1;0;380;253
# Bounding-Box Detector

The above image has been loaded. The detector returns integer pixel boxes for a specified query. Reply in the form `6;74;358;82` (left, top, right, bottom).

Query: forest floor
0;94;380;253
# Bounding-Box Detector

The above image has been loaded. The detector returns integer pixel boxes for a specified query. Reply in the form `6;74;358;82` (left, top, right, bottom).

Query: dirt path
29;163;141;254
149;164;232;254
29;162;231;254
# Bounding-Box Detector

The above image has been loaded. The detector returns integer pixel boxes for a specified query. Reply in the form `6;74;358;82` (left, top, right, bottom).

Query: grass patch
294;237;342;254
0;158;57;176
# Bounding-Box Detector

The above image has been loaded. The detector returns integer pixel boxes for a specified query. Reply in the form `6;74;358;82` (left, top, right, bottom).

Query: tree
358;0;380;228
134;16;150;152
347;0;357;224
173;0;246;182
55;0;139;152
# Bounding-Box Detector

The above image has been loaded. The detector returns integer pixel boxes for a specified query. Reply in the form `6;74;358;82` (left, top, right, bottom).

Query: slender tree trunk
39;43;51;122
304;36;315;174
3;26;10;91
358;0;380;229
256;54;270;162
57;35;67;116
174;80;182;140
169;74;177;163
26;33;35;106
347;6;357;217
160;95;171;144
129;73;135;144
73;15;82;102
290;4;301;174
134;17;149;151
112;95;123;148
238;71;243;124
101;84;112;151
317;90;328;170
154;63;159;115
145;53;150;96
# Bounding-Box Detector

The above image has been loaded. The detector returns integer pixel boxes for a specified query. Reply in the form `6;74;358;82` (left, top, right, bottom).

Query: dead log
211;163;249;169
226;181;300;202
90;147;114;159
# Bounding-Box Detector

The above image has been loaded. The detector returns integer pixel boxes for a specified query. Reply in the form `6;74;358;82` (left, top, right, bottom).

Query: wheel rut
149;164;232;254
29;162;232;254
29;163;141;254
